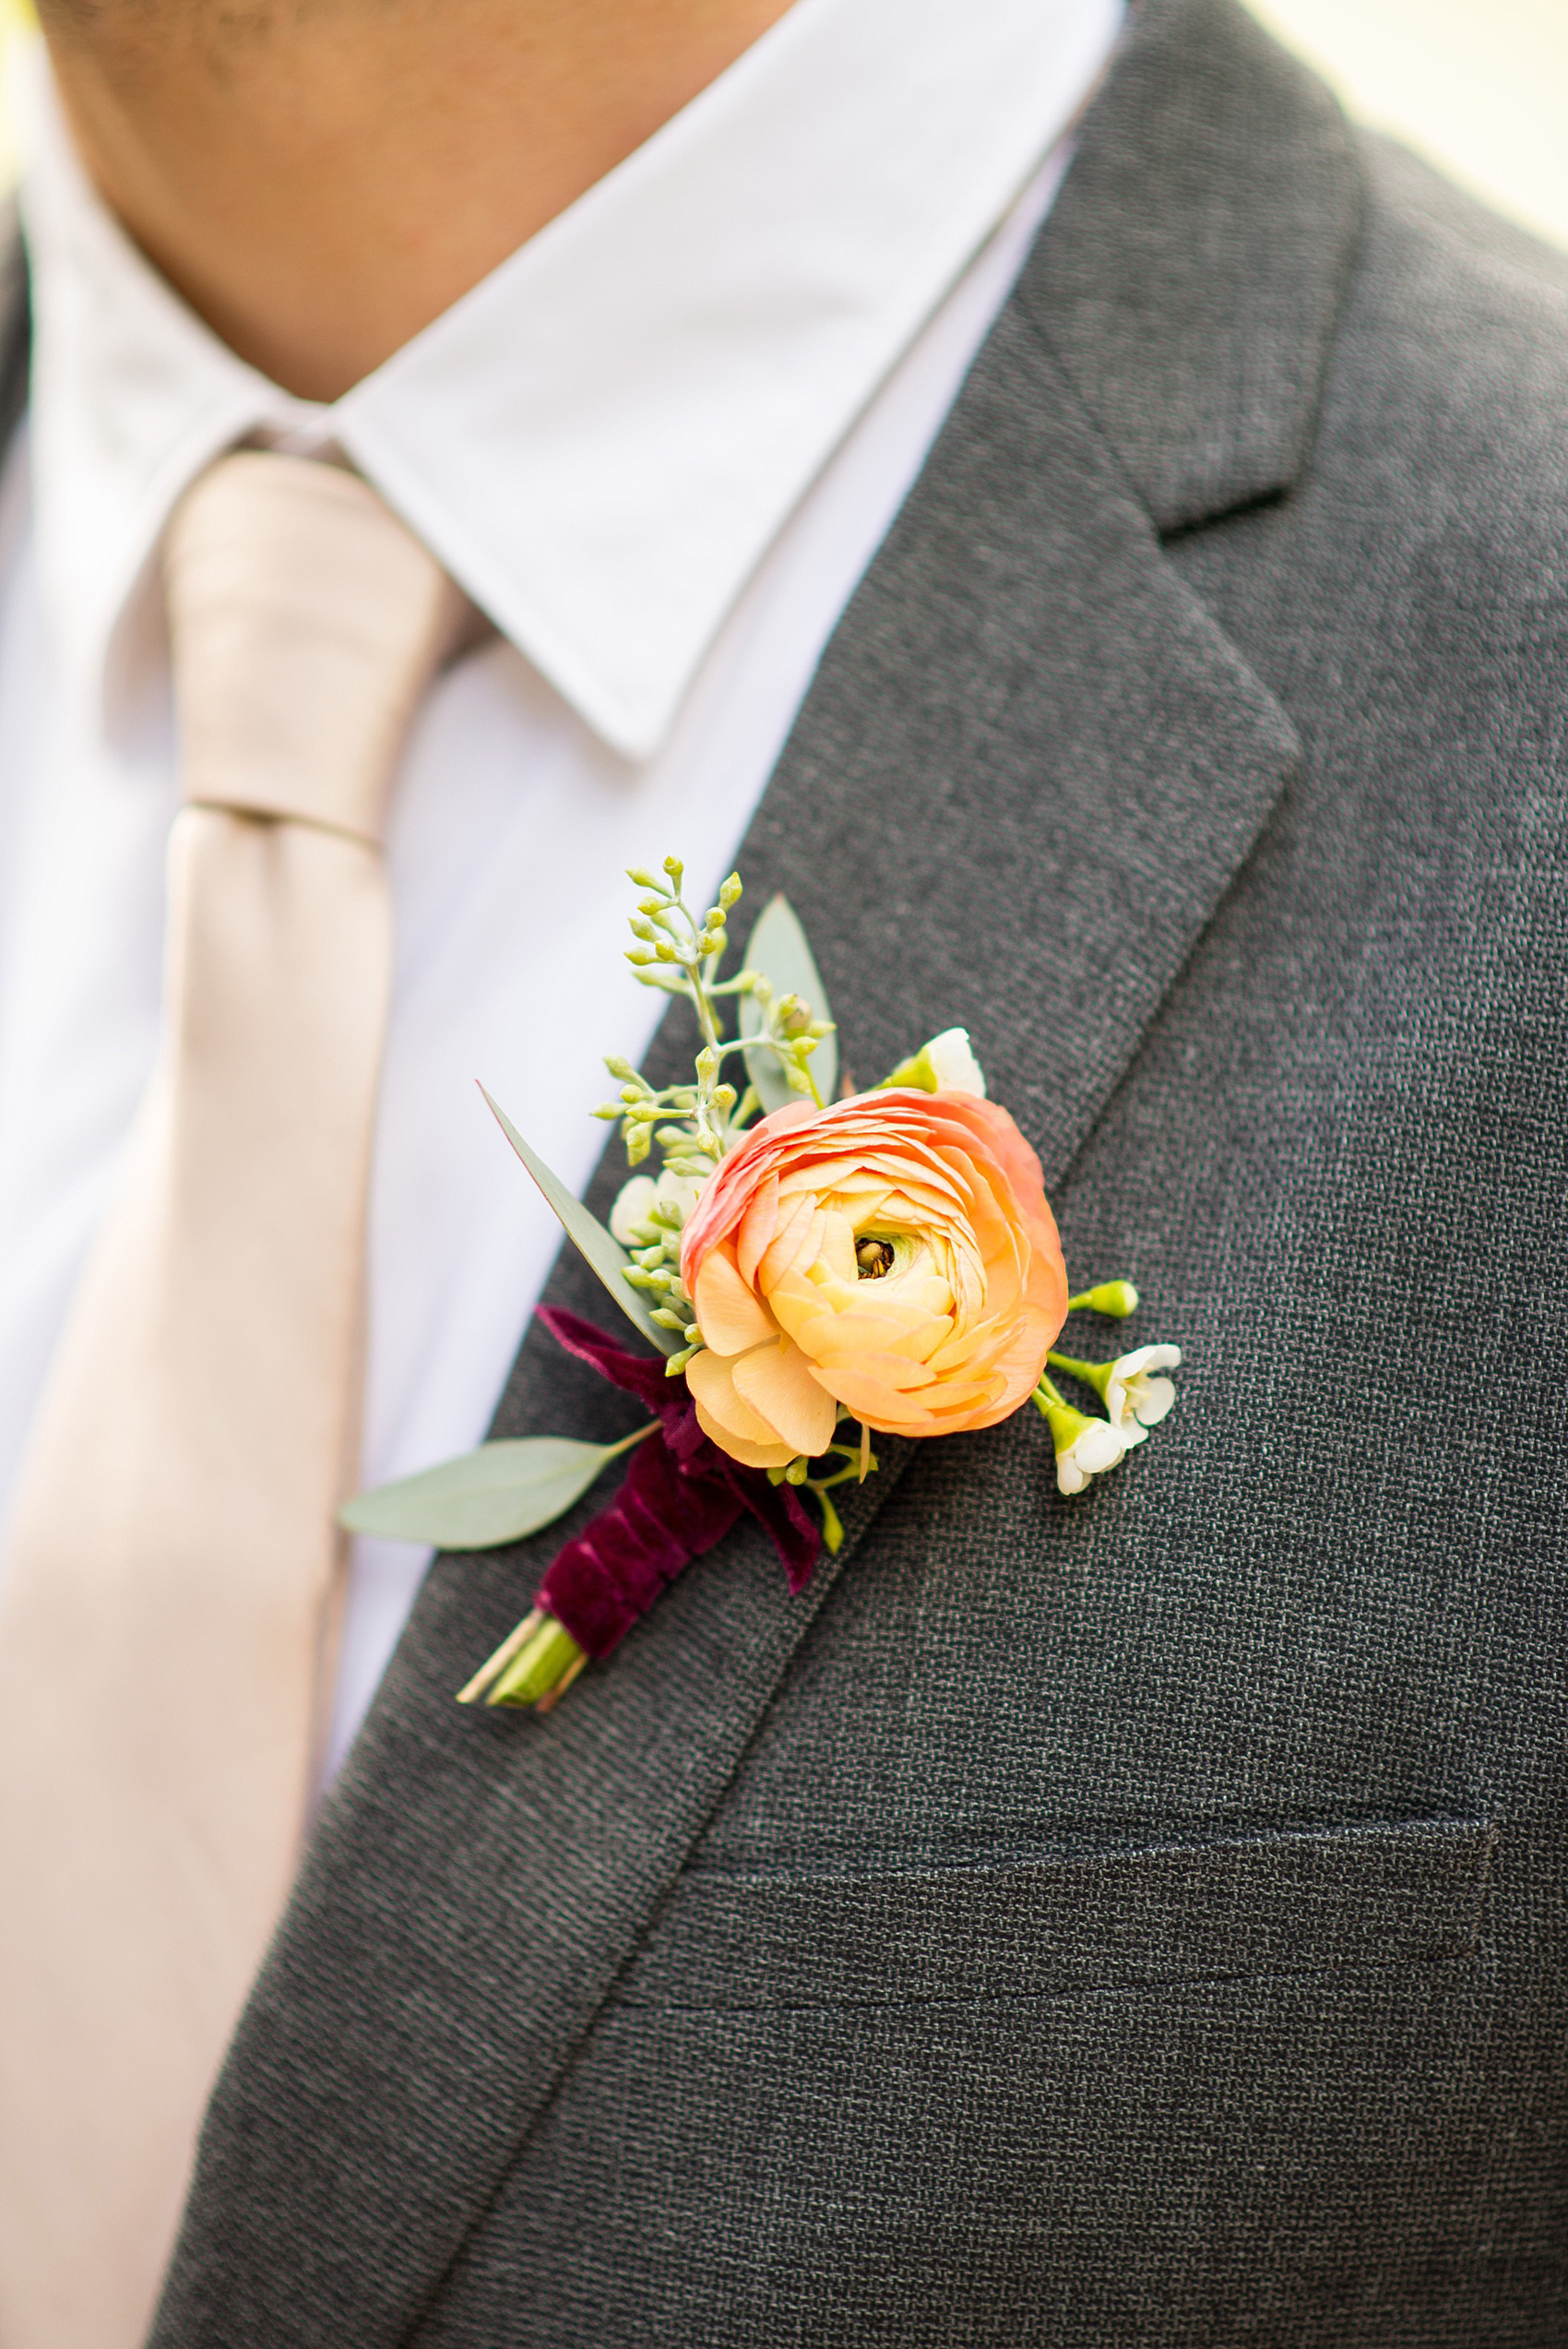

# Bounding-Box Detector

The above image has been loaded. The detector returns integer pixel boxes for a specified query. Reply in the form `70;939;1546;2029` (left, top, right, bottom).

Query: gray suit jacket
6;0;1567;2338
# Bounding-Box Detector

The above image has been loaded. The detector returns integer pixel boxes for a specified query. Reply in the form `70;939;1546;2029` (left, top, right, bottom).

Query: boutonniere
343;858;1182;1711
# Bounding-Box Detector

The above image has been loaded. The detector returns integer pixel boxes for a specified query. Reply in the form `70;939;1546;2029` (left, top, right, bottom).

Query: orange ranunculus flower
678;1090;1069;1469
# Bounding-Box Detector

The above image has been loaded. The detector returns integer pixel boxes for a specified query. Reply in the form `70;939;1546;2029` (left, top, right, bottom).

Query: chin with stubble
33;0;798;398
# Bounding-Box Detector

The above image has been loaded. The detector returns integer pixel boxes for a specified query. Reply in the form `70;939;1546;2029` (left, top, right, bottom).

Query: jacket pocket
617;1816;1496;2010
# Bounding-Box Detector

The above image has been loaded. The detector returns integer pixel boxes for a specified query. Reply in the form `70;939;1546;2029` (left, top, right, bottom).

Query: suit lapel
153;2;1360;2338
0;197;29;459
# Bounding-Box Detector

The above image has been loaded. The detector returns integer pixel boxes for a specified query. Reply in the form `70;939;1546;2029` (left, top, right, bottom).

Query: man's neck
38;0;797;402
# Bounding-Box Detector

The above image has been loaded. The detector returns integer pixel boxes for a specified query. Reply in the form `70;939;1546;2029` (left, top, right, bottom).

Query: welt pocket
617;1817;1497;2011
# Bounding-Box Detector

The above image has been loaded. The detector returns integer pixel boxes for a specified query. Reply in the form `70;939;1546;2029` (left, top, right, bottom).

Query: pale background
0;0;1566;248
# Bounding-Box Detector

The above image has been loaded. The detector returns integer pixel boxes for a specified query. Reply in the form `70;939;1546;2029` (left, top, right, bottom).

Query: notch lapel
152;2;1360;2338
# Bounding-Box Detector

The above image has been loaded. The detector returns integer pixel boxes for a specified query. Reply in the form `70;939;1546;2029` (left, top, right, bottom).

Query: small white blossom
1033;1384;1131;1496
610;1166;706;1246
920;1027;987;1096
1053;1413;1128;1496
882;1026;988;1097
1103;1344;1182;1441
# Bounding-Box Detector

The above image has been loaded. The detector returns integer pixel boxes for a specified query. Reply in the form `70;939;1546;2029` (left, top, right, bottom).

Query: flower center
855;1238;896;1281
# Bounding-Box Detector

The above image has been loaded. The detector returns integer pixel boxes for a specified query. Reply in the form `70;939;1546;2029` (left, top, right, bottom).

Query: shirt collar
20;0;1122;761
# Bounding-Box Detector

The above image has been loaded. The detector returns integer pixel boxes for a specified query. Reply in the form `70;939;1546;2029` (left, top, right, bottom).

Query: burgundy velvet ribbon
533;1307;820;1660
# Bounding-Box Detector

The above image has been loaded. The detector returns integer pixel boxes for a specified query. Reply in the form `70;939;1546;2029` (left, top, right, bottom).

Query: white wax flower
1104;1345;1182;1437
1054;1413;1128;1496
920;1027;987;1096
879;1026;986;1098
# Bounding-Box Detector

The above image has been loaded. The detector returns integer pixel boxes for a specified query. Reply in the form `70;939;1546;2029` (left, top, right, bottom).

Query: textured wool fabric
0;0;1555;2334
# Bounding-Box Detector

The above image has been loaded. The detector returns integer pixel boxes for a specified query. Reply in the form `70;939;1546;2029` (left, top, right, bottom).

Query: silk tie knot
163;451;468;846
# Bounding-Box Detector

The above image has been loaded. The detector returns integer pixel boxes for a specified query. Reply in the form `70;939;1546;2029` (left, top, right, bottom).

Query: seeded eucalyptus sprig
593;859;835;1179
583;862;836;1380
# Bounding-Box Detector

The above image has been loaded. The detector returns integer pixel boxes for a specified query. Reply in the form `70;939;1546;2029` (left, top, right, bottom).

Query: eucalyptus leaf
480;1088;680;1354
739;893;838;1112
339;1432;647;1550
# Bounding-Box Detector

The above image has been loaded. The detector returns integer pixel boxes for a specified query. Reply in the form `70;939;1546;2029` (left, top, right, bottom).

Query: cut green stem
1046;1352;1114;1406
488;1614;587;1709
456;1606;544;1706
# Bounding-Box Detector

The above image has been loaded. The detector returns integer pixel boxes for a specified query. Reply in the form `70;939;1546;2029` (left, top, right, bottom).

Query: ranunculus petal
758;1195;821;1291
816;1210;860;1284
814;1350;939;1397
731;1340;838;1458
755;1267;828;1347
691;1401;797;1471
736;1174;779;1288
834;1377;1007;1437
794;1307;953;1365
694;1247;778;1356
923;1312;1001;1373
685;1345;795;1465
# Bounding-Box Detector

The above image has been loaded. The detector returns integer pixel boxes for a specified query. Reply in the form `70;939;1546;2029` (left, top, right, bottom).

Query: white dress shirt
0;0;1122;1781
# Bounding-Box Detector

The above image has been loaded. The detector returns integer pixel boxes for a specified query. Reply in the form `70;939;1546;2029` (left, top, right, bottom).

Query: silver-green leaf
480;1088;680;1354
339;1434;641;1550
739;893;838;1112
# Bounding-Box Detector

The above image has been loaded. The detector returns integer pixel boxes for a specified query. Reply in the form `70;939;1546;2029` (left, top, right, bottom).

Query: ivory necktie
0;452;468;2347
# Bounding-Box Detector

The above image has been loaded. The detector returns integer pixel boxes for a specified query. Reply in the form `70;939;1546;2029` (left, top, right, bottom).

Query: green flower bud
625;947;656;967
625;1125;651;1165
785;1457;809;1485
1067;1279;1141;1318
719;872;743;910
662;853;684;883
629;916;658;942
626;864;661;888
655;941;677;961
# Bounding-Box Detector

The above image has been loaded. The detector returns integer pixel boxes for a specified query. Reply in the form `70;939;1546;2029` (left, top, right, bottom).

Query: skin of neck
38;0;796;401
